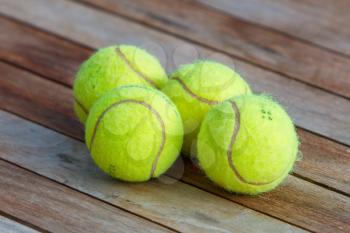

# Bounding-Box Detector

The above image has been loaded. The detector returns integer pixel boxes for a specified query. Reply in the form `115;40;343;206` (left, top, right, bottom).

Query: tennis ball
85;85;183;182
162;61;251;157
73;45;168;123
197;95;299;195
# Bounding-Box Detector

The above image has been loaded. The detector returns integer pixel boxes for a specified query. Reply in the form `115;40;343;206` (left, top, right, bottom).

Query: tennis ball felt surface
161;61;252;157
197;95;299;195
85;85;183;182
74;45;168;123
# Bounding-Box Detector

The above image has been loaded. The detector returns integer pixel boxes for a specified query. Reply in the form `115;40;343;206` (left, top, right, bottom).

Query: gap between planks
0;211;45;233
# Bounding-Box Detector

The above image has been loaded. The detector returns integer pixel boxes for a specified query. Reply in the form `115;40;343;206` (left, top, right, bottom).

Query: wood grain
0;62;83;140
0;160;172;233
1;64;349;232
76;0;350;99
0;216;38;233
198;0;350;56
0;111;307;233
0;0;349;146
296;130;350;195
0;15;90;87
181;162;350;233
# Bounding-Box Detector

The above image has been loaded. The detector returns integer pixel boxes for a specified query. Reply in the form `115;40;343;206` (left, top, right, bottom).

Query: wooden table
0;0;349;232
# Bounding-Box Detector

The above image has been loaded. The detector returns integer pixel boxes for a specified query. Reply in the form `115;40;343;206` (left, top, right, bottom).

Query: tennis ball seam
172;76;251;105
74;97;89;115
116;85;183;119
172;77;220;105
116;47;157;87
89;99;166;178
73;46;161;118
227;100;286;186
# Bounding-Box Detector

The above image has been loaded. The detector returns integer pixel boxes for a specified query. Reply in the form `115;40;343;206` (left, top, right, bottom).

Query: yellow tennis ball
162;61;251;157
85;85;183;182
197;95;299;195
74;45;168;124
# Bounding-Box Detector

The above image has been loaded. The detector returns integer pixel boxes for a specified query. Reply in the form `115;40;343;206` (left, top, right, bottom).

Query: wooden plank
296;130;350;195
0;15;90;87
0;61;83;140
197;0;350;56
0;215;39;233
0;160;173;233
0;0;349;146
76;0;350;99
0;65;349;233
182;163;350;233
0;111;307;233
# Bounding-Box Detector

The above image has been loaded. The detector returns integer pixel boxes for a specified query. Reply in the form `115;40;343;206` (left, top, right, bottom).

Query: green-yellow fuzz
197;95;299;195
74;45;168;124
162;61;252;157
85;85;183;182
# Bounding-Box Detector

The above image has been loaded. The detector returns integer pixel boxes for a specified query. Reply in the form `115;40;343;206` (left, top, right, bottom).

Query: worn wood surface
0;216;39;233
198;0;350;56
0;0;349;232
0;159;171;233
77;0;350;98
0;111;308;233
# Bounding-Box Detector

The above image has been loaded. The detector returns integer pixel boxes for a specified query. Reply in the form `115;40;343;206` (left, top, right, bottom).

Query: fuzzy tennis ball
197;95;299;195
74;45;168;124
162;61;252;157
85;85;183;182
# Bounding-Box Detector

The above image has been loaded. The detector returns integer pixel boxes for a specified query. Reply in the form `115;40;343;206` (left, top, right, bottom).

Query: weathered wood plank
0;0;349;146
197;0;350;56
182;162;350;233
0;160;173;233
0;61;83;140
1;64;349;233
0;216;39;233
0;110;307;233
296;130;350;195
76;0;350;98
0;15;90;87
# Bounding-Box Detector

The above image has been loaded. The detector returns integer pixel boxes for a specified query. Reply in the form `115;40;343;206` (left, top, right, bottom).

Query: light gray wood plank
0;216;38;233
77;0;350;98
197;0;350;56
0;161;172;233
